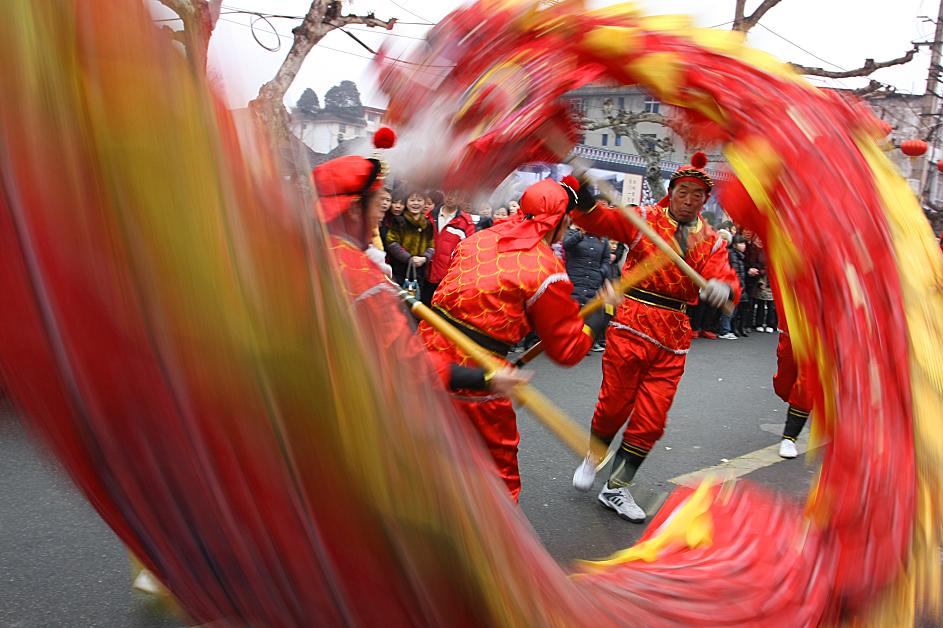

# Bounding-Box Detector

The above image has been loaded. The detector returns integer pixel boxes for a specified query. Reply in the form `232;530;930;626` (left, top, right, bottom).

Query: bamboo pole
514;252;673;366
396;288;607;461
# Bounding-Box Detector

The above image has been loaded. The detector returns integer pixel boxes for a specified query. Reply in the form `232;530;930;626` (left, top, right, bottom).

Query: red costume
573;157;740;490
420;178;605;501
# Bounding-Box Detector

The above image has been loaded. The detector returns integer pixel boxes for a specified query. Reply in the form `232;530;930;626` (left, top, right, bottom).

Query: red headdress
669;151;713;192
495;178;577;252
657;151;713;207
311;128;396;222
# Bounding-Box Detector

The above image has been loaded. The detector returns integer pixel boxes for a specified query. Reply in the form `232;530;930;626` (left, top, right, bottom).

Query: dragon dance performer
773;320;814;459
419;177;621;502
570;154;740;523
311;130;528;401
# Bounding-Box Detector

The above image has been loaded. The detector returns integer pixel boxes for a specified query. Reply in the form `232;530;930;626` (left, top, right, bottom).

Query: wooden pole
514;252;672;366
397;288;607;461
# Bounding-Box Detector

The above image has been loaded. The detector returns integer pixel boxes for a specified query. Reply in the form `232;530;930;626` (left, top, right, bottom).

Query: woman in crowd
386;190;435;293
563;225;611;352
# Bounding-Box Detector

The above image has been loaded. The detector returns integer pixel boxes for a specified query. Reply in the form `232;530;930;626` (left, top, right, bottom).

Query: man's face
444;191;465;209
668;180;708;223
735;241;747;253
377;190;391;215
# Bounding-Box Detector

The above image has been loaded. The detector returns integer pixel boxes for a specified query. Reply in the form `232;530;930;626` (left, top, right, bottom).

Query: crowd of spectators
376;186;776;344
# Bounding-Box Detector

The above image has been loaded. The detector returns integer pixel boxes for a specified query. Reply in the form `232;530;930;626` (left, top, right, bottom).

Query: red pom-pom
690;151;708;169
561;175;580;191
373;127;396;149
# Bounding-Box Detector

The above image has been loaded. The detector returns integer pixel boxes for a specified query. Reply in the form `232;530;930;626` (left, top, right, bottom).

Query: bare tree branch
584;111;673;132
249;1;396;174
325;14;397;29
157;0;220;72
732;0;783;32
791;46;920;79
582;107;677;198
852;80;886;96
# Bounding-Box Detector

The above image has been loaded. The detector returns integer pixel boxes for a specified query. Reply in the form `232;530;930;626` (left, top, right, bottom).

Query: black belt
434;307;512;357
626;288;687;313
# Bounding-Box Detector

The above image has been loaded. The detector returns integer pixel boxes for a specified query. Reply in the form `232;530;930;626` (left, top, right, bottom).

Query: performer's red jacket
574;199;740;351
419;226;597;369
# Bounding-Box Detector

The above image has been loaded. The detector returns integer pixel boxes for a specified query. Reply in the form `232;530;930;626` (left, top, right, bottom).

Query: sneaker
572;454;598;491
700;330;718;339
764;326;775;333
779;438;798;459
133;569;163;595
691;329;701;339
591;343;605;352
718;332;738;340
755;326;764;332
598;485;646;523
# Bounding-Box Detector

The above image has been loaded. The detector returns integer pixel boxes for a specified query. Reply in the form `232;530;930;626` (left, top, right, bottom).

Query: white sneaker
718;332;738;340
755;326;764;332
598;485;646;522
765;326;775;333
133;568;163;595
572;453;598;491
779;438;798;459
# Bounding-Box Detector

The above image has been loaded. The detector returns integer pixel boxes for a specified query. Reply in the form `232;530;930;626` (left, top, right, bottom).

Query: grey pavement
1;330;817;626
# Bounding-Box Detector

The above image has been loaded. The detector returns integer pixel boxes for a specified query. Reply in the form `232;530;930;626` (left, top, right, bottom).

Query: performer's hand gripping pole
397;289;607;461
514;253;672;367
568;156;736;315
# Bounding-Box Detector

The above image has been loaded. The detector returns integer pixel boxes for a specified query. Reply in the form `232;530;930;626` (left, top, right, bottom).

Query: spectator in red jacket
425;190;476;300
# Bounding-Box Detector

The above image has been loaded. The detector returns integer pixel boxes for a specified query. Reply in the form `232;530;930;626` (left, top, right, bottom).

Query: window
643;96;660;113
569;98;586;116
339;123;347;133
617;96;625;110
614;135;622;147
601;133;608;146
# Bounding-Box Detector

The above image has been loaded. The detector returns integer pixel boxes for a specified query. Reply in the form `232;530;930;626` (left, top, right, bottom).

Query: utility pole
918;0;943;207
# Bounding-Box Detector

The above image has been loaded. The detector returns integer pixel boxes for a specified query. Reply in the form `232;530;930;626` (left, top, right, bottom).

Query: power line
214;16;451;76
383;0;436;26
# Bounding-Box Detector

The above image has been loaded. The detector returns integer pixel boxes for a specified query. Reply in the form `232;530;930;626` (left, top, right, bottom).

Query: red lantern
936;159;943;173
900;139;928;157
877;119;893;137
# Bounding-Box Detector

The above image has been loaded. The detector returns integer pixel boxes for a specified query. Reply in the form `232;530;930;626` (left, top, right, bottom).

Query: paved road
1;331;819;627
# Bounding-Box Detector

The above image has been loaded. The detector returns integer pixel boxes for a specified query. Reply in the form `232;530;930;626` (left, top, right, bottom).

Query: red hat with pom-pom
311;127;396;222
559;175;580;209
669;151;713;192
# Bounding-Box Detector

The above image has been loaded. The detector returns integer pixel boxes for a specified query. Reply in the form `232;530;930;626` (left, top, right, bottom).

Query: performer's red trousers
591;327;685;452
452;396;520;502
772;331;813;411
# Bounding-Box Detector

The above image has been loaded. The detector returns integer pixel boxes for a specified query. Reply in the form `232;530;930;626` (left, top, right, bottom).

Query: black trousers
732;298;751;333
752;299;777;328
690;301;720;332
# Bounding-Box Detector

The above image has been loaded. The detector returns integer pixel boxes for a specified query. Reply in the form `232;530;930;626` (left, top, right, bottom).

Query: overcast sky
153;1;939;109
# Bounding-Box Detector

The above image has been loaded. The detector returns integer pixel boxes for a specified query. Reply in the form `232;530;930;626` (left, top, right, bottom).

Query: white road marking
669;426;812;486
